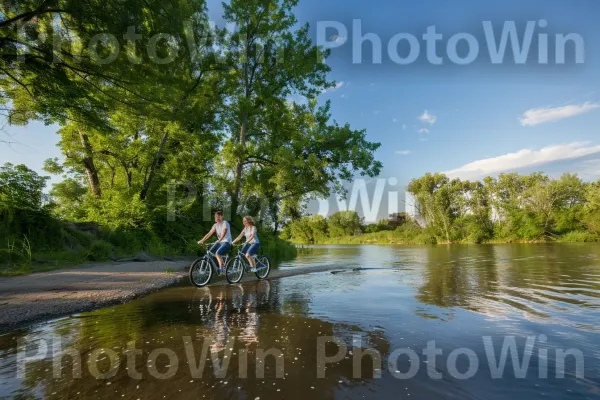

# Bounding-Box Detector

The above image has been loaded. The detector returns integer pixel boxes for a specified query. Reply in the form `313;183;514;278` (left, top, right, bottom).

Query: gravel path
0;260;191;334
0;259;347;334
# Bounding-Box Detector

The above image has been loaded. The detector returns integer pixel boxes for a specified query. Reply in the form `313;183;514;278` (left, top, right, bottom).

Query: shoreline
0;260;348;335
294;238;600;246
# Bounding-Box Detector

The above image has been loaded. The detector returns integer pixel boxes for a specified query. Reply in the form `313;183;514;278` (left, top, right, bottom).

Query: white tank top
244;226;259;244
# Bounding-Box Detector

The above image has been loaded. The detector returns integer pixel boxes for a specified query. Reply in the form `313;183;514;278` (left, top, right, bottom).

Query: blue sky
3;0;600;202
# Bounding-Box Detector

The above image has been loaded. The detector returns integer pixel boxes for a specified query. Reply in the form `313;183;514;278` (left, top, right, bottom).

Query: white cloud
445;142;600;179
393;118;397;123
419;128;430;134
395;150;411;155
322;81;345;94
520;102;600;126
402;124;407;130
418;110;437;125
329;35;347;45
374;110;380;115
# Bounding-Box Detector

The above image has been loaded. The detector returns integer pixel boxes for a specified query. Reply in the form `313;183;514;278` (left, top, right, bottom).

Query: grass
557;231;600;243
291;224;600;246
1;228;297;276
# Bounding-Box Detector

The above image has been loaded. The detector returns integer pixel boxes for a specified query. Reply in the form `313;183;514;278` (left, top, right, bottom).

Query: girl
233;216;260;271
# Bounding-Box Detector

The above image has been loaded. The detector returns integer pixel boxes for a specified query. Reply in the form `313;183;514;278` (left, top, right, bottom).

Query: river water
1;244;600;399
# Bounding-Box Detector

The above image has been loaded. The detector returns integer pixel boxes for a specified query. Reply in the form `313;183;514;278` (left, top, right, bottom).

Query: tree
583;181;600;234
407;173;462;243
327;211;362;237
0;163;48;211
388;212;408;228
218;0;381;225
286;215;327;244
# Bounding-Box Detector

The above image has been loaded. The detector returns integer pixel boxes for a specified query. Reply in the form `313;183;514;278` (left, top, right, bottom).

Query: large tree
219;0;381;225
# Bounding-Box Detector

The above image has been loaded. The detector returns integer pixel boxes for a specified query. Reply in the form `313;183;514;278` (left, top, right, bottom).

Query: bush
259;231;297;261
559;231;600;243
87;241;112;261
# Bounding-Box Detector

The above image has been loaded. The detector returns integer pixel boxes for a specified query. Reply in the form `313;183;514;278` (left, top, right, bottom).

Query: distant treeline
282;172;600;244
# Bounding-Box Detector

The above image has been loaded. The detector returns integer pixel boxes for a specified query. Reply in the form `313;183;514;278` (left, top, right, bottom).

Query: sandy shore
0;259;344;334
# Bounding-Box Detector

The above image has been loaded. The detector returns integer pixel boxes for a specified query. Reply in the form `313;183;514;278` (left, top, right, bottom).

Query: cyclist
232;216;260;272
198;211;232;274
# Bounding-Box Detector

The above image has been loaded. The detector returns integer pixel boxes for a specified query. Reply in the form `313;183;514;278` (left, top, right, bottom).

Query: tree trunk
231;112;249;224
140;131;168;201
78;130;101;197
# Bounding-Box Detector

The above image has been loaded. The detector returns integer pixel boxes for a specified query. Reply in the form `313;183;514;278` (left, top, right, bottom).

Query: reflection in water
414;244;600;330
1;244;600;399
0;280;391;399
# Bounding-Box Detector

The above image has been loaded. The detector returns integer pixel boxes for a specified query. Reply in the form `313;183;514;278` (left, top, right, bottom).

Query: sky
3;0;600;219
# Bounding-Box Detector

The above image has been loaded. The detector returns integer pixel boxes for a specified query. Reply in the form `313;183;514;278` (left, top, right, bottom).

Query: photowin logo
14;335;585;381
317;20;585;66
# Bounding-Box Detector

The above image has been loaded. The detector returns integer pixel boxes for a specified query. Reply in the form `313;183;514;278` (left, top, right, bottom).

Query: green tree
218;0;381;225
583;181;600;234
327;211;363;238
285;215;328;244
407;173;462;243
0;163;48;211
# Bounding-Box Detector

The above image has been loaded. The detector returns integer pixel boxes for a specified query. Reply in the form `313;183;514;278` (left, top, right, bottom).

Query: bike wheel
255;256;270;279
226;258;244;284
189;258;213;287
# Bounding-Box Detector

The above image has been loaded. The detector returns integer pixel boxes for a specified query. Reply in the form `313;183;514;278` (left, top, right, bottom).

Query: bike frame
202;243;230;271
231;245;266;272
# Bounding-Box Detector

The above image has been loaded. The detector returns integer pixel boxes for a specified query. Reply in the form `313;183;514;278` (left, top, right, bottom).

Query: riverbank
296;230;600;245
0;259;347;334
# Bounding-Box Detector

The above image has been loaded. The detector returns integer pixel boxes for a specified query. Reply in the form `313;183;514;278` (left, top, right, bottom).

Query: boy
198;211;232;273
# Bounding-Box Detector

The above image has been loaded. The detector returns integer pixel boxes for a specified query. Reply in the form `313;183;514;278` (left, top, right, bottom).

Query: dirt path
0;260;345;334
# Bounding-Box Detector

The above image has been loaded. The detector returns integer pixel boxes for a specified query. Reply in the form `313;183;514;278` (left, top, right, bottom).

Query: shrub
559;231;600;243
87;241;112;261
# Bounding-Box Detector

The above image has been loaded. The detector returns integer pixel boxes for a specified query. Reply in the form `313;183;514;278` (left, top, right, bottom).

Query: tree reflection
415;244;600;322
3;279;393;399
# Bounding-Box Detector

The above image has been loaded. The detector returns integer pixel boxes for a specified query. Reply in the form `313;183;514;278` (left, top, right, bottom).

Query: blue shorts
210;242;232;255
242;243;260;256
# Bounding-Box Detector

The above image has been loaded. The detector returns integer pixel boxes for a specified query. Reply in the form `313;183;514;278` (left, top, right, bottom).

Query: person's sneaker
250;267;257;273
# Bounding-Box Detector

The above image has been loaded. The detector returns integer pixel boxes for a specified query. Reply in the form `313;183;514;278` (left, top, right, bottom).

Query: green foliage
327;211;363;237
0;163;48;211
1;0;384;272
558;231;600;243
284;172;600;245
285;215;328;244
86;241;112;261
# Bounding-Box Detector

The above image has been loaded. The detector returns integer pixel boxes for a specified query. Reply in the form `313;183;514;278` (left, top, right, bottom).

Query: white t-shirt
214;221;232;243
244;226;259;244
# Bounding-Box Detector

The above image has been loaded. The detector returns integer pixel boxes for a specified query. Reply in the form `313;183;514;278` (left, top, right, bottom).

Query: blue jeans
210;242;232;256
241;243;260;256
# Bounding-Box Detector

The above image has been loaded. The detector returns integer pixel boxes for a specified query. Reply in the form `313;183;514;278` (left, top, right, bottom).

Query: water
1;244;600;399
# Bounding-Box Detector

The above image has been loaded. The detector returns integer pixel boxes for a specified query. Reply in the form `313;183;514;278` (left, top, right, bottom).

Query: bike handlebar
198;242;218;247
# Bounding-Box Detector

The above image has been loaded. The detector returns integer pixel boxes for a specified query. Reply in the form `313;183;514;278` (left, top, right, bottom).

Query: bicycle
225;244;271;284
189;242;231;288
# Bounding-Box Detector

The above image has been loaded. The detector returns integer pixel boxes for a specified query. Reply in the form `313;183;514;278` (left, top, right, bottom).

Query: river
1;244;600;399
